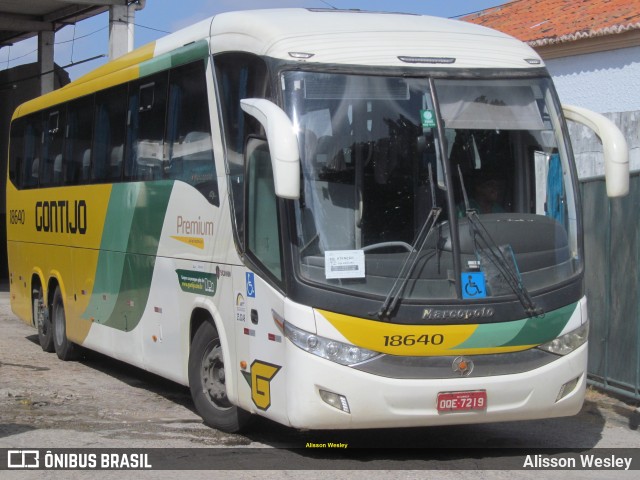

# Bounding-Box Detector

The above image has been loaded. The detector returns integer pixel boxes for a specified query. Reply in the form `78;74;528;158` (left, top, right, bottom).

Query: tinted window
9;118;25;187
93;85;127;182
126;72;168;181
20;114;43;189
66;95;94;185
165;61;218;205
10;61;217;195
215;53;270;246
40;109;66;187
246;138;282;280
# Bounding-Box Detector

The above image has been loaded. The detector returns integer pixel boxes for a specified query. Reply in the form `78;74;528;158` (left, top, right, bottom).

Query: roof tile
462;0;640;46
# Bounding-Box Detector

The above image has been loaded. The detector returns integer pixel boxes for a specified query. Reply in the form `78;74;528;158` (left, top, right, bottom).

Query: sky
1;0;508;80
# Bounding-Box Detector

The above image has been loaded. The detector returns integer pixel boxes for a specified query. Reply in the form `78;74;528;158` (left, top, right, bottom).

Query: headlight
537;322;589;356
284;321;380;366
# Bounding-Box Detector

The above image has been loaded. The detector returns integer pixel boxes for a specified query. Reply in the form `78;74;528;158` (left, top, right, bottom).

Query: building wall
546;45;640;113
566;110;640;179
545;45;640;178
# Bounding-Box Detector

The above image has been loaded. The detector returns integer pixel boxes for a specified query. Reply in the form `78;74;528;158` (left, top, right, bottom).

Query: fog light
319;389;350;413
556;376;580;402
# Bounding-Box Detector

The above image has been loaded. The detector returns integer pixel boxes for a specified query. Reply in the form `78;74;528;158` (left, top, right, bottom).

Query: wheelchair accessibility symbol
246;272;256;298
462;272;487;299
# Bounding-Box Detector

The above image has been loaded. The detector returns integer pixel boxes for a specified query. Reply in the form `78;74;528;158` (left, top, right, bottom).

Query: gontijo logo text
35;200;87;234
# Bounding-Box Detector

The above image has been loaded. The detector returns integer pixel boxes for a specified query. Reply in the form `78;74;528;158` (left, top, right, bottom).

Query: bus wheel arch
50;284;77;361
188;310;251;433
32;274;53;352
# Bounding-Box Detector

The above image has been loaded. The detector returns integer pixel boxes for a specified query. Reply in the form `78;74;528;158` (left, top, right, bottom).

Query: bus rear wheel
51;287;77;361
34;285;54;352
188;320;251;433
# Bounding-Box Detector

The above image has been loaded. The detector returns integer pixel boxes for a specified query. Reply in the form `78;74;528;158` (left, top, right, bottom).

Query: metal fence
581;173;640;400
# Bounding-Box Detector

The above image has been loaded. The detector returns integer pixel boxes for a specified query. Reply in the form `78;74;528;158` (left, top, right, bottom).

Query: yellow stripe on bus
12;43;156;119
317;309;538;356
6;182;113;343
317;309;482;357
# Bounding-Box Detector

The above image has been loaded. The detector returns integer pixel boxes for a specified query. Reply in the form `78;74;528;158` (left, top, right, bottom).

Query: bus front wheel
34;285;54;352
52;287;77;361
188;320;251;433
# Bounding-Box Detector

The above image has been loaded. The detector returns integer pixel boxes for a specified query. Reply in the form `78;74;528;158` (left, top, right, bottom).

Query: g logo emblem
246;360;281;411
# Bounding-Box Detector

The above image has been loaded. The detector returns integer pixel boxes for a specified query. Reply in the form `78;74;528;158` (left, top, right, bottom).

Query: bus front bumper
283;342;587;430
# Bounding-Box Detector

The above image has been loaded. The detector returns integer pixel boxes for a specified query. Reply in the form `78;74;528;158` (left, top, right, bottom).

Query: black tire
51;287;77;361
188;320;251;433
34;286;54;352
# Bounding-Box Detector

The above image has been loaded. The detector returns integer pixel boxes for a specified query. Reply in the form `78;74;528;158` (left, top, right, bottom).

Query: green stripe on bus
455;318;528;349
139;39;209;78
454;302;577;349
501;302;577;347
101;183;141;251
82;181;174;331
126;180;174;255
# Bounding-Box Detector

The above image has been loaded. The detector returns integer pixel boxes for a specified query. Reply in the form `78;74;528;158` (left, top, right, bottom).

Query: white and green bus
6;8;629;432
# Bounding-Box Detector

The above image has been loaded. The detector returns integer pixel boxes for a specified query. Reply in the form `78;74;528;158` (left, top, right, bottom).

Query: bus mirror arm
562;104;629;197
240;98;301;199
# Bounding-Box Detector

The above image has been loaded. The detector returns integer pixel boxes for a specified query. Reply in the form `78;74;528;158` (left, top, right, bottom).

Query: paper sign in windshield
325;250;365;279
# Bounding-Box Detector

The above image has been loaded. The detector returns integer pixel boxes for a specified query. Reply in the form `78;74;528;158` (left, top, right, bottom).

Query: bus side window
214;52;270;246
20;114;42;189
65;95;94;185
125;72;168;181
165;61;219;205
9;118;25;188
245;137;283;281
92;85;127;183
41;109;65;187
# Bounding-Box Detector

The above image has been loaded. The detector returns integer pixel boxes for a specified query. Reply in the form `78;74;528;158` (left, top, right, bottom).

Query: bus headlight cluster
537;322;589;356
284;321;379;366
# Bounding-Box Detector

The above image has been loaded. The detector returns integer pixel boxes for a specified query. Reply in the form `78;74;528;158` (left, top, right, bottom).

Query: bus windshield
283;71;580;302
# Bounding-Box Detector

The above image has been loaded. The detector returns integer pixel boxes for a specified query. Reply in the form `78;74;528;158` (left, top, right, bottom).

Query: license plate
437;390;487;412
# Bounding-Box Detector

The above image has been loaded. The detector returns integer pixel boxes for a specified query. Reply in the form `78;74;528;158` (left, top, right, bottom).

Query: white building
463;0;640;178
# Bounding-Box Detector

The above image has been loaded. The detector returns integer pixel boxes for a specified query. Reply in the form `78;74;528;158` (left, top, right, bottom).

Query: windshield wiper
372;164;442;320
458;166;543;318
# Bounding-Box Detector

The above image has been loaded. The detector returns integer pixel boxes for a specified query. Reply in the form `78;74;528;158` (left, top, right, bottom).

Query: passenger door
233;138;287;423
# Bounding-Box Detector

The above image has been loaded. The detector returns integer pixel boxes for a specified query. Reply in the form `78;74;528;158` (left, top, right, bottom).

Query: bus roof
14;8;543;118
204;8;543;69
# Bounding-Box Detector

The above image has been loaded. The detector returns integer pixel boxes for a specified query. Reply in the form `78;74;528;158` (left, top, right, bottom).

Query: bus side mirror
562;104;629;197
240;98;300;199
